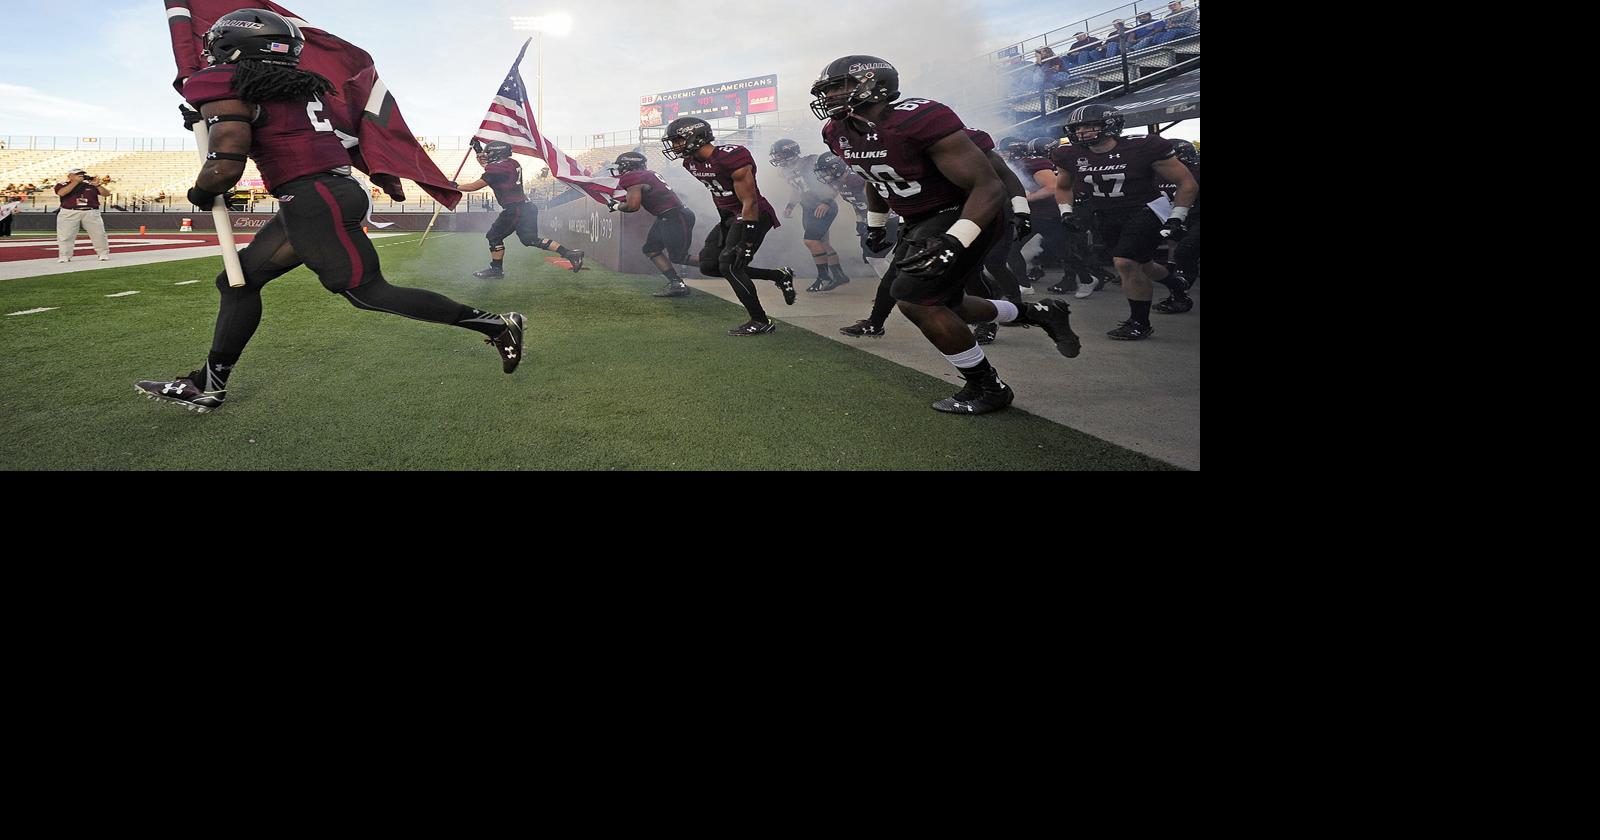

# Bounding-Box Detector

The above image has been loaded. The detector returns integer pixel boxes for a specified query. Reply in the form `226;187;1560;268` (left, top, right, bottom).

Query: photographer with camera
53;167;112;262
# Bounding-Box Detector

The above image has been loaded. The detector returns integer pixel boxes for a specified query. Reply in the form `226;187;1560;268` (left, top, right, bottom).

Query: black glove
1061;213;1083;234
894;234;966;280
864;225;888;253
1160;216;1188;241
179;104;202;131
856;221;869;239
187;186;221;210
606;196;623;212
1012;212;1033;241
372;174;405;202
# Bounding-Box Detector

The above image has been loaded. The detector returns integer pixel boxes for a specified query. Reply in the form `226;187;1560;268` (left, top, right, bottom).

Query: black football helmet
612;151;649;175
662;117;713;161
810;55;901;121
1170;139;1199;167
1027;137;1058;157
205;8;305;67
998;136;1029;160
813;152;849;184
770;139;802;168
482;141;514;163
1062;103;1125;146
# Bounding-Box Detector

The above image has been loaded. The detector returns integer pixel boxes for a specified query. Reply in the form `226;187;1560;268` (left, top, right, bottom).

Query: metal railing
982;0;1201;63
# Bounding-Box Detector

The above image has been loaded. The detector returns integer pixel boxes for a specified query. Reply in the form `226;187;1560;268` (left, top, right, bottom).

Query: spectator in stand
1130;12;1164;51
1104;19;1132;59
1034;46;1070;89
1156;1;1199;43
1064;32;1104;67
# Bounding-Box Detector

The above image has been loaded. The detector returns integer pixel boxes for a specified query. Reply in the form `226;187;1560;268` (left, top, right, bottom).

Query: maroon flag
166;0;461;209
473;40;619;206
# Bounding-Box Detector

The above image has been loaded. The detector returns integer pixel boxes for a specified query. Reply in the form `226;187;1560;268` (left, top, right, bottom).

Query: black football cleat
486;312;527;373
135;371;225;413
566;250;585;273
473;266;505;279
973;322;998;345
806;277;826;293
653;281;691;298
839;319;885;338
932;369;1014;415
1153;292;1193;314
728;319;777;336
820;270;851;292
776;267;797;305
1046;282;1072;295
1020;299;1081;359
1107;319;1155;340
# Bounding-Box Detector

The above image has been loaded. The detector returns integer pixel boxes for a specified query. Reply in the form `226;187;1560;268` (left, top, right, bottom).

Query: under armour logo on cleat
163;383;185;395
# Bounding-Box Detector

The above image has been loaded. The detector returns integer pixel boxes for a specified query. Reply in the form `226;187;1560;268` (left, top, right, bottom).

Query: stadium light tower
510;13;574;130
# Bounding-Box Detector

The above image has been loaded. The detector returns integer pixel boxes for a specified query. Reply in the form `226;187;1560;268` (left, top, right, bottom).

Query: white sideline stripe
7;307;57;316
175;280;201;285
106;291;140;298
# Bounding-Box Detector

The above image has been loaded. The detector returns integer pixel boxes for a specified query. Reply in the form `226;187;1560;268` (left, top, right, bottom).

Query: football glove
894;234;965;280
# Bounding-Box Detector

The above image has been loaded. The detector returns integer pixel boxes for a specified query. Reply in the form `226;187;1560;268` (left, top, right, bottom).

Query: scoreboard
640;74;778;128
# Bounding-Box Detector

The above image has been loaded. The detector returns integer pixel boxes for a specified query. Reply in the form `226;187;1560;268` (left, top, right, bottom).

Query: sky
2;0;1197;145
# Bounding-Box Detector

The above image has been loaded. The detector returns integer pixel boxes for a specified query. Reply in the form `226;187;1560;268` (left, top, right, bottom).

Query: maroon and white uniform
822;98;973;221
681;144;778;224
832;172;873;217
482;159;527;206
1051;134;1176;214
182;65;350;192
618;169;683;217
964;128;996;153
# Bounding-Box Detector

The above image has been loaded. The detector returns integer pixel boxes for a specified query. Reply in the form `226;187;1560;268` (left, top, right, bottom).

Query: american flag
475;40;619;206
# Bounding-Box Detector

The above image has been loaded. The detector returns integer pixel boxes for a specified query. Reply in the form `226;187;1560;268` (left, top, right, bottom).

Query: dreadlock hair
231;58;334;103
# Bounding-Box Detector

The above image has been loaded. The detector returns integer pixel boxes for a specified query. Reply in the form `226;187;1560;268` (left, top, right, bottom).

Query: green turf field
0;231;1177;470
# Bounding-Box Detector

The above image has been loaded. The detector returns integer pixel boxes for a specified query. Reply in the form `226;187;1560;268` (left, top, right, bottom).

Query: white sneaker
58;259;68;263
99;256;109;261
1074;281;1096;299
1018;284;1036;296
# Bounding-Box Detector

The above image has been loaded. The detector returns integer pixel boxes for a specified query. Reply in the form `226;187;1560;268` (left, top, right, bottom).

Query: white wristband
867;211;888;228
945;219;982;249
1010;196;1031;215
1170;206;1190;221
1058;203;1074;215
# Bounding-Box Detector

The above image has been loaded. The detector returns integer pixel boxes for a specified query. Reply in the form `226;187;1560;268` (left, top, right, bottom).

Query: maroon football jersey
182;66;352;192
822;98;972;219
483;159;527;205
55;181;101;210
618;169;683;216
682;145;777;222
832;173;872;215
964;128;996;153
1051;134;1176;212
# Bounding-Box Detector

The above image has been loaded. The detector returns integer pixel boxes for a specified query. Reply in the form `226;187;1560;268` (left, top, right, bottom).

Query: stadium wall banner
640;74;778;128
538;196;658;274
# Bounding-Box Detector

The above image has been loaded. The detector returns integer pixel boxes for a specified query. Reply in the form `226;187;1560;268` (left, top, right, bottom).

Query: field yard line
7;307;58;316
106;291;140;297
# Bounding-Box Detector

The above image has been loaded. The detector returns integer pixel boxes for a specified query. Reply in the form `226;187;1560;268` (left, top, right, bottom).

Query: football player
771;139;849;293
606;151;698;298
962;126;1031;345
663;116;796;336
455;140;584;278
812;151;895;278
1053;104;1197;340
137;9;529;413
813;55;1080;415
1153;139;1200;313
